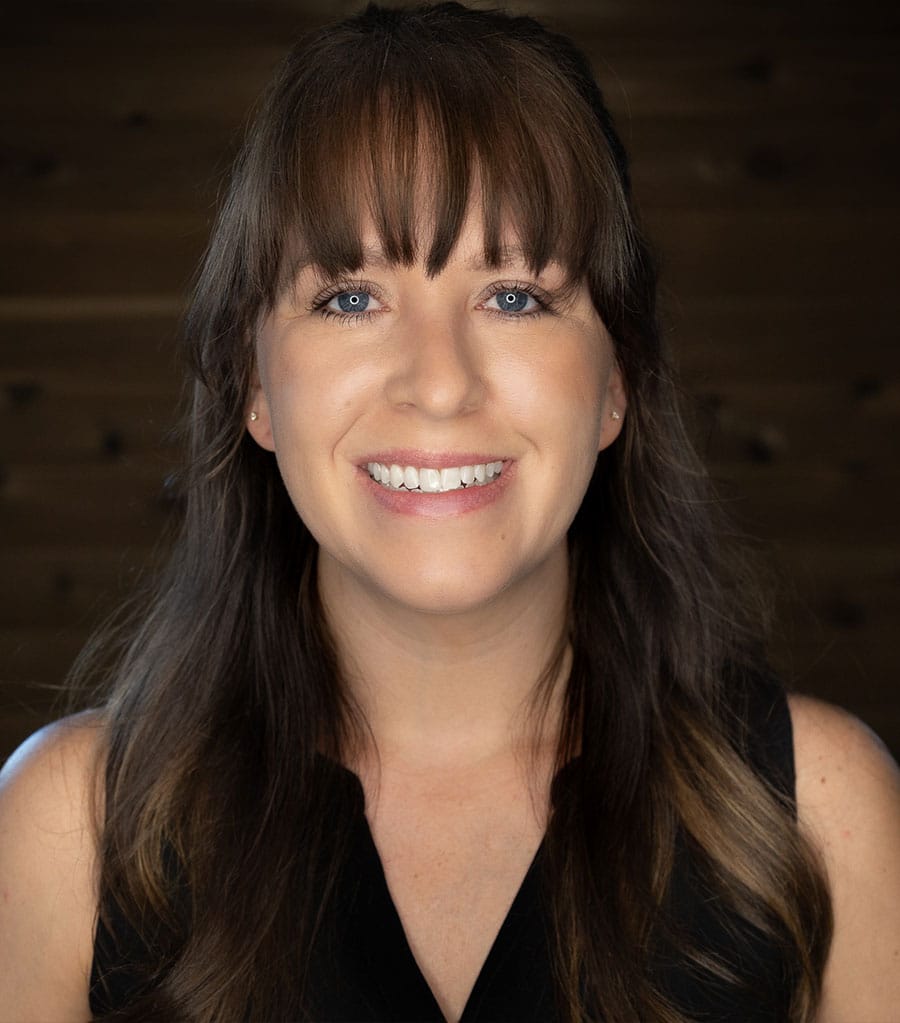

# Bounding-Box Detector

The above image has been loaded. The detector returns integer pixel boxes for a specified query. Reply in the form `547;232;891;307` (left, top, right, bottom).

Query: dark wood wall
2;0;898;760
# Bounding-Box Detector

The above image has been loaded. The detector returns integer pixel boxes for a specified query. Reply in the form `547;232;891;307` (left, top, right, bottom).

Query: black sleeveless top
90;682;796;1021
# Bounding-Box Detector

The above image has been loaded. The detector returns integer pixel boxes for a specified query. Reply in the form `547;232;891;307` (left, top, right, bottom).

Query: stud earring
610;409;621;421
249;411;259;422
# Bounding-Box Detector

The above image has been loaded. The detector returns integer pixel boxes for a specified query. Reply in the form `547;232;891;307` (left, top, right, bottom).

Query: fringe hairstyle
87;4;832;1020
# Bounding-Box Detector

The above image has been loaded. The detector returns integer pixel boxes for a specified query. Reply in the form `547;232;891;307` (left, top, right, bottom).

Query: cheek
503;339;607;446
263;347;379;456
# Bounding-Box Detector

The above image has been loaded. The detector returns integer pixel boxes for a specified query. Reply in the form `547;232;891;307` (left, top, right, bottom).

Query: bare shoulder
0;712;106;1022
788;694;900;1022
789;694;900;849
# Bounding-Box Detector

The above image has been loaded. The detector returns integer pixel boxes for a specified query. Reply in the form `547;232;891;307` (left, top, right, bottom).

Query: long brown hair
88;4;831;1020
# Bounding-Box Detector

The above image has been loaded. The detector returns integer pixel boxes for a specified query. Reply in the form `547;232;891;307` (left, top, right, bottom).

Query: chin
389;579;513;618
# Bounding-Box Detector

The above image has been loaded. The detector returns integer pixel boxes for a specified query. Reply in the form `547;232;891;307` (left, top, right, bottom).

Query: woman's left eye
484;287;543;315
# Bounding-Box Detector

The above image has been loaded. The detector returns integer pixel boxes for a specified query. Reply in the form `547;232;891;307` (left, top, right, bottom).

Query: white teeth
419;468;441;493
366;460;504;493
440;467;462;491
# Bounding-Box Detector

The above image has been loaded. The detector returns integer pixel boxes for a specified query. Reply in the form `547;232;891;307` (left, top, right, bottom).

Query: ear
246;373;276;452
598;360;627;452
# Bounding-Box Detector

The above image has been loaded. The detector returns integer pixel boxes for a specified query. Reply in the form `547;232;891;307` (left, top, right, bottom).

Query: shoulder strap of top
742;670;796;805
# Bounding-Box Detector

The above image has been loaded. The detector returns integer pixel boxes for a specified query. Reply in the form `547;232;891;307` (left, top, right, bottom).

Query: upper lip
358;451;509;469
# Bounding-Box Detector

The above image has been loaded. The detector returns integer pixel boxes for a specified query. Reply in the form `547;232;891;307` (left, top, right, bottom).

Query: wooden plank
7;1;899;54
647;208;900;300
0;36;286;124
0;392;180;465
687;378;900;468
771;547;900;632
1;118;237;218
708;463;900;545
0;317;181;396
627;114;900;210
0;628;95;706
548;0;900;38
0;547;161;629
589;37;900;119
670;297;900;382
4;110;896;218
0;211;208;295
0;297;183;321
0;463;179;547
3;7;898;123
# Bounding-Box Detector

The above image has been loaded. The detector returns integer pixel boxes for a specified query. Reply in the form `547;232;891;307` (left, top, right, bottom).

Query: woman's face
248;207;625;617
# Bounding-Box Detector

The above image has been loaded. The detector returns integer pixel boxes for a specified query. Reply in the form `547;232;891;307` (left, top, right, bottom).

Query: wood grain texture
1;0;898;760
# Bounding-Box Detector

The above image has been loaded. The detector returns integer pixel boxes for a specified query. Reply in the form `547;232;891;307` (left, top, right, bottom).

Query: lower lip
360;462;513;517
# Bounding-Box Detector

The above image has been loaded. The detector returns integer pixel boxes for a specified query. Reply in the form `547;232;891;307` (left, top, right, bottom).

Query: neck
318;547;571;774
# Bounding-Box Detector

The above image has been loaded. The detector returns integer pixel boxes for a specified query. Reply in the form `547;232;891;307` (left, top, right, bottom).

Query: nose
384;309;485;419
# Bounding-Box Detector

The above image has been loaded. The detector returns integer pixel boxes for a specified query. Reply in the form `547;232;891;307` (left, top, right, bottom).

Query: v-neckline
334;759;558;1022
358;812;547;1022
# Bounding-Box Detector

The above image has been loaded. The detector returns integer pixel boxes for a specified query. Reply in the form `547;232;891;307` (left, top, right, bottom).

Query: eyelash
310;280;385;326
482;281;553;319
309;278;554;325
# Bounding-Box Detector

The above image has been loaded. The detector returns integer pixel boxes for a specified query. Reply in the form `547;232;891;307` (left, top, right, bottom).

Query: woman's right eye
320;289;383;317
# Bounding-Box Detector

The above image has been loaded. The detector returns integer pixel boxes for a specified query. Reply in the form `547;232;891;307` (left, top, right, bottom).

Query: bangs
256;7;634;295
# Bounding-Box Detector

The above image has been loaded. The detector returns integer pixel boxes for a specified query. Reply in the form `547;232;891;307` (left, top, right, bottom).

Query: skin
247;210;624;755
0;714;99;1023
792;696;900;1022
1;212;898;1020
247;212;625;619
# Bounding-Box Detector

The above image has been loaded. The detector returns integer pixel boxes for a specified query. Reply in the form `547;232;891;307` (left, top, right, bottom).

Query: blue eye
314;283;385;322
332;290;371;313
489;289;538;314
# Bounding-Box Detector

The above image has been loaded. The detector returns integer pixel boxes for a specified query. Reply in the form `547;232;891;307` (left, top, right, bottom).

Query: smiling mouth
366;460;504;493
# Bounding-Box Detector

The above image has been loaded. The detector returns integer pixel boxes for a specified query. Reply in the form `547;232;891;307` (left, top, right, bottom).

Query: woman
1;3;898;1021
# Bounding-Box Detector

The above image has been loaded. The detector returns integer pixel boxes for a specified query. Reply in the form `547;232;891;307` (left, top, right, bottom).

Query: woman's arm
791;694;900;1022
0;714;102;1023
